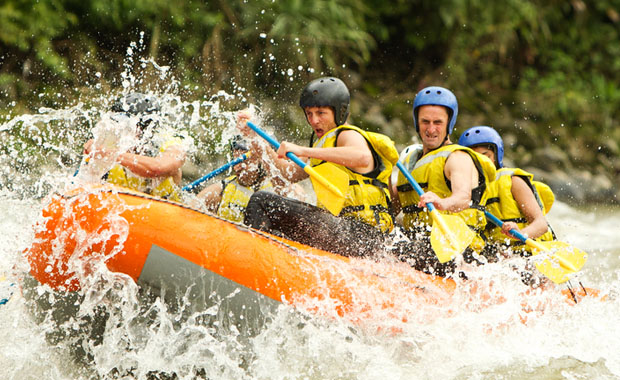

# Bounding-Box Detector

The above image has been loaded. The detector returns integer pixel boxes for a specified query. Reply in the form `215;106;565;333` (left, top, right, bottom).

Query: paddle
245;121;348;215
483;210;587;284
396;161;475;263
0;275;14;307
72;157;90;177
182;152;251;193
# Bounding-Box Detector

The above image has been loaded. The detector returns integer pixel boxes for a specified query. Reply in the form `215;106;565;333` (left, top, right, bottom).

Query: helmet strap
308;131;316;147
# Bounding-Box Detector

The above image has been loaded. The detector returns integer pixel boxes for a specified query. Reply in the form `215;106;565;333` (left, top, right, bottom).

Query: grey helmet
299;77;350;126
111;92;161;130
111;92;161;115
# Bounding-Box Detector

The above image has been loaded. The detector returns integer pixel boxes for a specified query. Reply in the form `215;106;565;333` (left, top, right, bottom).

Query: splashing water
1;49;620;380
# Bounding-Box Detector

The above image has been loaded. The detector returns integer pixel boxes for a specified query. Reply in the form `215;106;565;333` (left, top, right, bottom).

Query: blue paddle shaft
395;161;436;213
182;153;249;192
483;210;528;242
246;122;308;169
73;157;90;177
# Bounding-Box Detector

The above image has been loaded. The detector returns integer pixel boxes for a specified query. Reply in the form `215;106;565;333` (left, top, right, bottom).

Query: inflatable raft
24;184;593;328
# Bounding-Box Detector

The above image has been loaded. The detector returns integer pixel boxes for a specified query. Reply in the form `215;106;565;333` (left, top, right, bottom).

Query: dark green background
1;0;619;202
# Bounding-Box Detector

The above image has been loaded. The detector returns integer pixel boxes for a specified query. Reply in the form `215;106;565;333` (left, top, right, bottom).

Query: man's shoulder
335;127;369;146
155;129;195;152
448;148;473;158
445;148;476;168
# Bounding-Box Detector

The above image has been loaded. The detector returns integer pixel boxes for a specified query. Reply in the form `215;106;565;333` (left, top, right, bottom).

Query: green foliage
0;0;77;75
194;0;376;101
0;0;618;178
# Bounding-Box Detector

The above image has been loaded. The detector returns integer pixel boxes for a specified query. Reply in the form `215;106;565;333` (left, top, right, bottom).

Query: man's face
418;105;450;153
471;145;496;167
233;149;260;186
304;106;337;139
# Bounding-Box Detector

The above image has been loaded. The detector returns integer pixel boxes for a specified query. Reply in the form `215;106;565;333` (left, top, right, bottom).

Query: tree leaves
0;0;618;178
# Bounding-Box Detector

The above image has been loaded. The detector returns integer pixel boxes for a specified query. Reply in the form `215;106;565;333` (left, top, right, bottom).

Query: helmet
458;126;504;168
111;92;161;131
230;135;250;153
299;77;350;126
412;86;458;135
111;93;161;115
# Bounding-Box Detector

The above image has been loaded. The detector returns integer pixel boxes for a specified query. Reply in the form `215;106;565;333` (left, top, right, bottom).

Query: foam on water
3;194;618;379
1;43;619;380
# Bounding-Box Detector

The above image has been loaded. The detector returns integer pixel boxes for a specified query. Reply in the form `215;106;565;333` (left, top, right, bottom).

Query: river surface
1;64;619;378
1;191;619;380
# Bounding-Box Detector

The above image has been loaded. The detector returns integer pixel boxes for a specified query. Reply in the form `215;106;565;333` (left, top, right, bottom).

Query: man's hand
83;138;117;160
236;109;254;137
277;141;306;159
501;221;522;240
418;191;445;210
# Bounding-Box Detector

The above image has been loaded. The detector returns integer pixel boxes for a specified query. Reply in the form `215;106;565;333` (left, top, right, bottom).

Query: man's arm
197;181;224;213
250;129;374;183
502;176;549;239
236;109;307;183
254;140;307;183
117;145;186;183
419;150;476;212
277;130;374;173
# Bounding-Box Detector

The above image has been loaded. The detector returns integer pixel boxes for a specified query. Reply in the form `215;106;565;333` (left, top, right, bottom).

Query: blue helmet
458;126;504;168
413;86;458;135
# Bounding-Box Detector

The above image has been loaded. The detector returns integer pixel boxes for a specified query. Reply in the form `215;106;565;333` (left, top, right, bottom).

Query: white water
1;192;619;380
1;48;620;380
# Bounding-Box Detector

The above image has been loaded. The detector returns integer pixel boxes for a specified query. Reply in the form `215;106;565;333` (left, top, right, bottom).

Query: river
1;189;619;379
1;77;619;379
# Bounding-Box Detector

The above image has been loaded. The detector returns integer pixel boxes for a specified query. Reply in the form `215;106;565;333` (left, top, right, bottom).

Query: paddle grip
395;161;436;212
182;153;250;192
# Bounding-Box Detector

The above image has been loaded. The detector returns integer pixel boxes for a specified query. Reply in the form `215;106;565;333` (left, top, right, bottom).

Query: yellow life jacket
105;133;183;201
396;144;497;251
310;124;399;233
217;175;274;223
484;167;555;246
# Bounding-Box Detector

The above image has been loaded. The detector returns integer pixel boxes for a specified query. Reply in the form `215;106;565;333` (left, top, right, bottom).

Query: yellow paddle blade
529;240;588;284
305;163;349;216
430;211;476;263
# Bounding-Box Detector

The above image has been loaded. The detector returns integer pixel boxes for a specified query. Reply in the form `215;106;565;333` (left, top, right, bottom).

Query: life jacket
310;125;399;233
217;175;274;223
105;132;184;201
396;144;497;251
484;167;556;247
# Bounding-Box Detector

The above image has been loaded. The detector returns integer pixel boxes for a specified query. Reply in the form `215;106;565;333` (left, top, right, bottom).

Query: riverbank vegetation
1;0;619;203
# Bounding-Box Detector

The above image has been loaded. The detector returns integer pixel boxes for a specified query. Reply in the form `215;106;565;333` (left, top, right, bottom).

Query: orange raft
25;184;594;327
25;184;465;326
